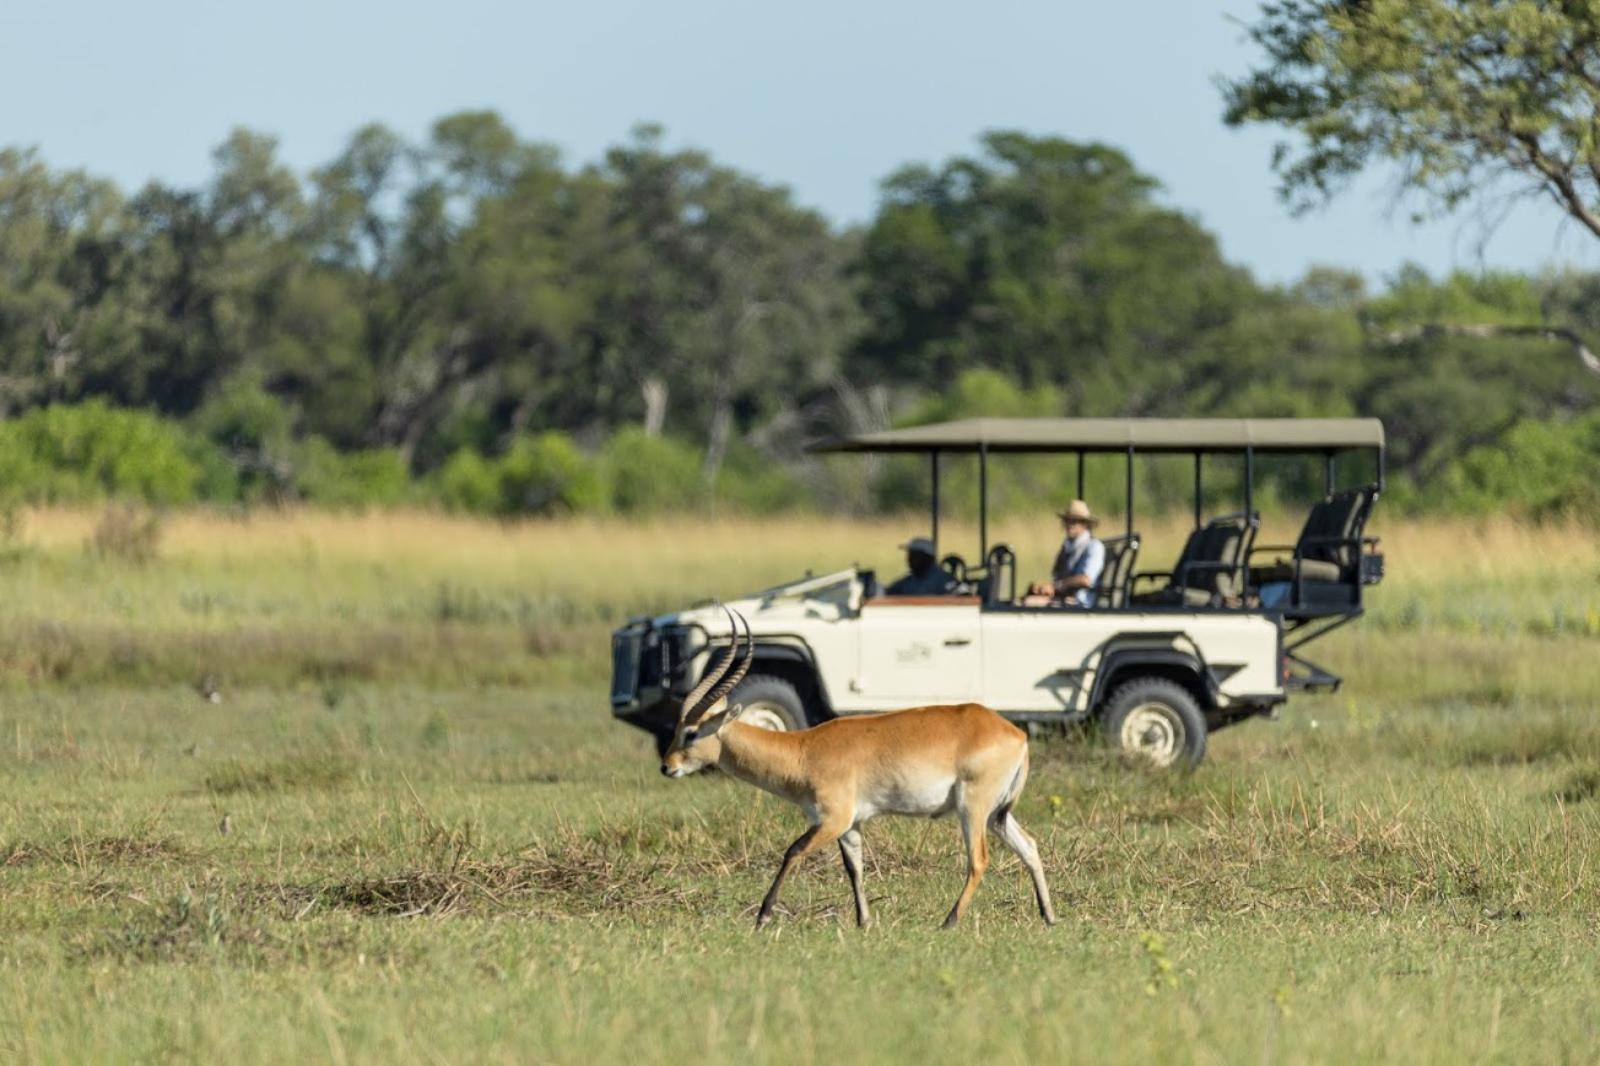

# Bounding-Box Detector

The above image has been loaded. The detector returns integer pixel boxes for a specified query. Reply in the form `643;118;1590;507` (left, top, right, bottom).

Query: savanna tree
1223;0;1600;376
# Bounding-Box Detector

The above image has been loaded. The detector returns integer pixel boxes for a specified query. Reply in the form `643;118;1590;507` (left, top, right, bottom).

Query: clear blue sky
4;0;1594;284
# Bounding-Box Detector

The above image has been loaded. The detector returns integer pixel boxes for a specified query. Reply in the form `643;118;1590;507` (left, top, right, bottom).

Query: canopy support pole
1244;446;1255;516
1193;454;1203;529
1125;445;1135;539
1076;451;1085;498
1324;453;1335;497
978;443;989;559
930;451;941;557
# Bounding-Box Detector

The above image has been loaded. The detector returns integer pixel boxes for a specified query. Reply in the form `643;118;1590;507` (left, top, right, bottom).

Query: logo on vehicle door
895;642;933;664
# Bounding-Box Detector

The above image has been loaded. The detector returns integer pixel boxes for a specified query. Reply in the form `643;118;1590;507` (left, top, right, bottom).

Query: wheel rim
740;701;791;732
1119;702;1184;767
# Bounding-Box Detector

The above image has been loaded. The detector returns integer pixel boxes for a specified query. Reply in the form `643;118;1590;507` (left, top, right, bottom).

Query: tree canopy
1223;1;1600;233
1;113;1597;517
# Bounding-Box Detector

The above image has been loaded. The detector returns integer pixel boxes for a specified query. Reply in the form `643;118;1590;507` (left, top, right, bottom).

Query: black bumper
614;696;681;739
611;620;688;737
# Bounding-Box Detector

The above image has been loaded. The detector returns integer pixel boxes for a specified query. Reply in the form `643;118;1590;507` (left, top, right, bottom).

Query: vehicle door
849;596;982;710
979;608;1105;713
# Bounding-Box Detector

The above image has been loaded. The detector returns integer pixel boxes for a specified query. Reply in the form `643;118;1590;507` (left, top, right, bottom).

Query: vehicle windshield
746;568;857;603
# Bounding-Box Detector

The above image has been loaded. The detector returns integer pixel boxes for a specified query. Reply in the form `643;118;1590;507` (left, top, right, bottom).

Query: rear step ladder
1283;649;1342;693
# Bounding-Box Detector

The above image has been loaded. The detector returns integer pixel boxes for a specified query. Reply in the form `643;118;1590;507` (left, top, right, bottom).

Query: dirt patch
2;834;192;868
260;827;714;919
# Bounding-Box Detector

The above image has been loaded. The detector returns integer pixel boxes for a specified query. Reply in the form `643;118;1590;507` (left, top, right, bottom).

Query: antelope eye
681;727;698;742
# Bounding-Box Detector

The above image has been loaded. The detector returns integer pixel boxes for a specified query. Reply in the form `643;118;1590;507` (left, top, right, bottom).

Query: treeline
2;115;1597;517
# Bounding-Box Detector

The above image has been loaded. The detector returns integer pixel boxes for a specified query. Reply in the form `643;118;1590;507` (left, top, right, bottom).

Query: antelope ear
720;702;747;726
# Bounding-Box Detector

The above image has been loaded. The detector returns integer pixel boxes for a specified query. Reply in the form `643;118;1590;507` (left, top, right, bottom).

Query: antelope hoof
941;911;961;930
755;909;773;929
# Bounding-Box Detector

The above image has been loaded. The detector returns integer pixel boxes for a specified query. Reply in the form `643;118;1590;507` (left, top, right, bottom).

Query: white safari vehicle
612;418;1386;767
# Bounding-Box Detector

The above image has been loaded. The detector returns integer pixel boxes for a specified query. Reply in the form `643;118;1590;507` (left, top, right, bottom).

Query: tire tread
1100;676;1208;768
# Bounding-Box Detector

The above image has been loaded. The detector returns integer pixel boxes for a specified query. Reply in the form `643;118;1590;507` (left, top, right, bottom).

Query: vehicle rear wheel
1100;677;1207;769
727;674;807;732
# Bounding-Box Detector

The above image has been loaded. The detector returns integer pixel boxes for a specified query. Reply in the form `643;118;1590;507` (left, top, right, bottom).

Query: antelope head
661;606;754;778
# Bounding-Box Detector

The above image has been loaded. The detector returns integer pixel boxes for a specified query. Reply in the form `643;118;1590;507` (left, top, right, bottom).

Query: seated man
885;536;957;596
1026;499;1105;607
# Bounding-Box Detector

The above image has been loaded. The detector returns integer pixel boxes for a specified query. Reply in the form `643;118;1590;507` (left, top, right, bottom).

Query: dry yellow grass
14;504;1599;599
0;505;1591;689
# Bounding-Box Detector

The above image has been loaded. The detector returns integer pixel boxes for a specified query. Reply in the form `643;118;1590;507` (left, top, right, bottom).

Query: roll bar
832;418;1386;572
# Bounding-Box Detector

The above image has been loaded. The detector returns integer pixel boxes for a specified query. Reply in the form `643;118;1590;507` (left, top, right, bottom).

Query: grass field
2;507;1599;1063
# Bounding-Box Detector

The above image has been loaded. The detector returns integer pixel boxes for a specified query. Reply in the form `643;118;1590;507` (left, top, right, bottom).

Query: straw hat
1055;499;1099;526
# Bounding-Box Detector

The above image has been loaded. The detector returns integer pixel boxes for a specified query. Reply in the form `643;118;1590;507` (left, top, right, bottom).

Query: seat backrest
1166;525;1208;580
1179;514;1256;598
980;543;1016;607
1094;533;1140;608
1295;488;1374;573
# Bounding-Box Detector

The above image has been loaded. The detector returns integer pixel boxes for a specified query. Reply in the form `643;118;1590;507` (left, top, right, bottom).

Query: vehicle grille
611;629;644;706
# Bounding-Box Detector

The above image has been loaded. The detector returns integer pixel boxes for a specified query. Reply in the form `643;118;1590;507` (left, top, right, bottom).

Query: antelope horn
678;603;740;721
699;609;754;714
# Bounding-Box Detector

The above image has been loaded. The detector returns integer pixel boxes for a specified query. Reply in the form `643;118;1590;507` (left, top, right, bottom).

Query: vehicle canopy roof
811;417;1384;455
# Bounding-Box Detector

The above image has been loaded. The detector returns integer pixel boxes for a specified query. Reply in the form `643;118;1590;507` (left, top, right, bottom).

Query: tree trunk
830;377;889;511
641;376;669;436
44;315;78;403
702;398;732;489
832;376;889;435
506;389;532;438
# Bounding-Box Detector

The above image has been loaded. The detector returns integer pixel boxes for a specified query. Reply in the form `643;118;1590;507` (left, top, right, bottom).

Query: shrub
902;367;1065;423
498;432;607;515
716;447;810;514
1428;412;1600;519
599;428;703;514
432;433;606;516
295;438;410;509
191;376;297;501
0;401;209;504
436;448;502;514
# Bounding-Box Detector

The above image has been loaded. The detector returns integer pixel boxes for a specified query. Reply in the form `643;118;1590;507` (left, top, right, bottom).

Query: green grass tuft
201;752;357;796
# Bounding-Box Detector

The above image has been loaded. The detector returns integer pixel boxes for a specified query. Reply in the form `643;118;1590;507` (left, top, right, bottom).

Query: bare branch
1374;322;1600;378
1511;131;1600;241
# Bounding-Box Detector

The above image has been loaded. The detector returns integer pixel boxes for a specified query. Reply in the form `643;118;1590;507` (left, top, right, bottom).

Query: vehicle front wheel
1100;677;1207;769
727;674;808;732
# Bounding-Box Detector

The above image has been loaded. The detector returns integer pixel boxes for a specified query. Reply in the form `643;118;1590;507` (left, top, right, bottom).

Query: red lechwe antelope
661;607;1055;929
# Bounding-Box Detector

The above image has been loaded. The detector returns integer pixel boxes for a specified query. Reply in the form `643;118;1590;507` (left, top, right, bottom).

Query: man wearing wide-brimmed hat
1027;499;1105;607
885;535;957;596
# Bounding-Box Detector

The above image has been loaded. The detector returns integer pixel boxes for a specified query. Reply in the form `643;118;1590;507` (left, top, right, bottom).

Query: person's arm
1054;540;1105;595
1033;543;1069;597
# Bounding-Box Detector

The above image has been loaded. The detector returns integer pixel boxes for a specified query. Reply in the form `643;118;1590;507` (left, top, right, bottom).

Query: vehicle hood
652;568;858;632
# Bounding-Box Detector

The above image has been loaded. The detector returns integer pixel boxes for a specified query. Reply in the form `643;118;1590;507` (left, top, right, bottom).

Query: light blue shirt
1052;532;1106;607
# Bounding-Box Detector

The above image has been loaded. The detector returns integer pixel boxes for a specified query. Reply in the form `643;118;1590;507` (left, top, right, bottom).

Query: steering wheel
939;554;968;584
